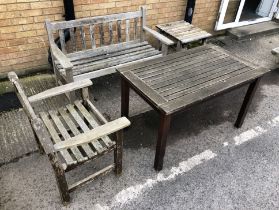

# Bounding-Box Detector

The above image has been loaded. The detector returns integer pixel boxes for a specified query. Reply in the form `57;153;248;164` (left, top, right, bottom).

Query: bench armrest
54;117;131;150
272;47;279;56
50;43;73;70
143;26;174;46
28;79;93;103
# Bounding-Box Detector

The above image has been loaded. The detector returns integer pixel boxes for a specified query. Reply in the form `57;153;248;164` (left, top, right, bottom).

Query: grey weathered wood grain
8;72;37;120
59;29;66;53
58;108;97;158
68;164;115;192
46;8;172;84
50;11;142;30
126;19;130;42
109;22;113;44
40;112;76;165
49;110;87;162
28;79;92;103
117;20;122;43
99;23;104;46
69;28;77;52
143;26;174;46
89;24;96;49
67;40;143;60
134;17;138;40
54;117;130;150
74;101;113;147
74;53;162;81
79;26;86;50
66;103;105;153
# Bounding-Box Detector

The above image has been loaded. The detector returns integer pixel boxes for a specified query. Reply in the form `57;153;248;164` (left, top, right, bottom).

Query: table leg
154;113;171;171
235;78;261;128
121;78;130;118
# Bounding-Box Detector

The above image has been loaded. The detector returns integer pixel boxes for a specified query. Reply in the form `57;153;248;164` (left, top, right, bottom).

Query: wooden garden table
117;44;269;171
156;21;212;50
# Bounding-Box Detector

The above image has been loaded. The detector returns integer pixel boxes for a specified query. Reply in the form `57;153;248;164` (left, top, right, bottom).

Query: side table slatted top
156;21;212;44
117;44;269;115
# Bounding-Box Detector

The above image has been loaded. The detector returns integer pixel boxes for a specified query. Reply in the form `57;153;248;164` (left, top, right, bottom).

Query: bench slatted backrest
45;8;146;54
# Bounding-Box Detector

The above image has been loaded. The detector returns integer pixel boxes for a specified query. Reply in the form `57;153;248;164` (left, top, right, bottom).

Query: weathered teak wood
28;79;92;103
272;47;279;56
156;20;212;50
117;44;270;171
45;7;174;85
54;117;130;150
8;72;130;204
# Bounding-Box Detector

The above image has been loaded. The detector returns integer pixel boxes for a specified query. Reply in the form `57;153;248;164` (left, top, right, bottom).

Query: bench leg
114;130;123;175
49;153;70;204
154;114;171;171
235;78;261;128
121;79;130;118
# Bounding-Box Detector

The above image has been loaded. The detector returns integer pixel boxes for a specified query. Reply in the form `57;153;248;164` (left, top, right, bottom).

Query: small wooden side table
156;21;212;50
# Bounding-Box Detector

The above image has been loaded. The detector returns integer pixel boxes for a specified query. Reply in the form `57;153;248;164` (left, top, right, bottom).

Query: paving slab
228;21;279;40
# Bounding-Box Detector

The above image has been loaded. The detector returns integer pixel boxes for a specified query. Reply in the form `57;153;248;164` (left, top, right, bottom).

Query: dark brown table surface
117;44;269;171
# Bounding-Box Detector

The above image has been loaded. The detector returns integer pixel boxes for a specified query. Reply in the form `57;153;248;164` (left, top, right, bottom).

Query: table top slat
117;45;210;73
151;58;237;90
156;21;212;44
161;67;268;113
144;53;229;85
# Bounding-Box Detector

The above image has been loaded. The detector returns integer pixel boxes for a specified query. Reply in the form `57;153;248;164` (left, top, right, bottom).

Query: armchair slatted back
45;7;147;54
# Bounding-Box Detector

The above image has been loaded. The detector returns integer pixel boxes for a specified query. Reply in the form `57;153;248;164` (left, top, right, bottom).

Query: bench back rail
46;9;146;55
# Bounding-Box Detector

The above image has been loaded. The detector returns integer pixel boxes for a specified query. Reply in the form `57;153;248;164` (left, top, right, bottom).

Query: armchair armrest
54;117;131;151
50;43;73;70
272;47;279;56
143;26;174;46
28;79;93;103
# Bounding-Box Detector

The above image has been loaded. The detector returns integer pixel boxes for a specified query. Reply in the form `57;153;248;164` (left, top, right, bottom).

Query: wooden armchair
45;6;174;85
8;72;130;204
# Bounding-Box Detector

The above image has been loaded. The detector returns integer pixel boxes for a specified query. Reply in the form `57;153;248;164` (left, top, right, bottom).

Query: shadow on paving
1;68;278;166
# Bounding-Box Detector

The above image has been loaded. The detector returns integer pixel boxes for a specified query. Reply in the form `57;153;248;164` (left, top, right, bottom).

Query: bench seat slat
67;44;152;66
72;49;161;76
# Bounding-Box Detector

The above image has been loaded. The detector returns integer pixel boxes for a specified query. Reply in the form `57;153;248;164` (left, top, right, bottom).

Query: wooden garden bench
45;6;174;85
8;72;130;204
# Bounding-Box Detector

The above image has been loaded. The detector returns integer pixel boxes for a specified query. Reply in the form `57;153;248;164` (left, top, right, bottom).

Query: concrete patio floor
0;33;279;209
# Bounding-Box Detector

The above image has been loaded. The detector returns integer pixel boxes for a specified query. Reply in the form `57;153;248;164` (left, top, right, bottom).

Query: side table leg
121;78;130;118
154;114;171;171
235;78;261;128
